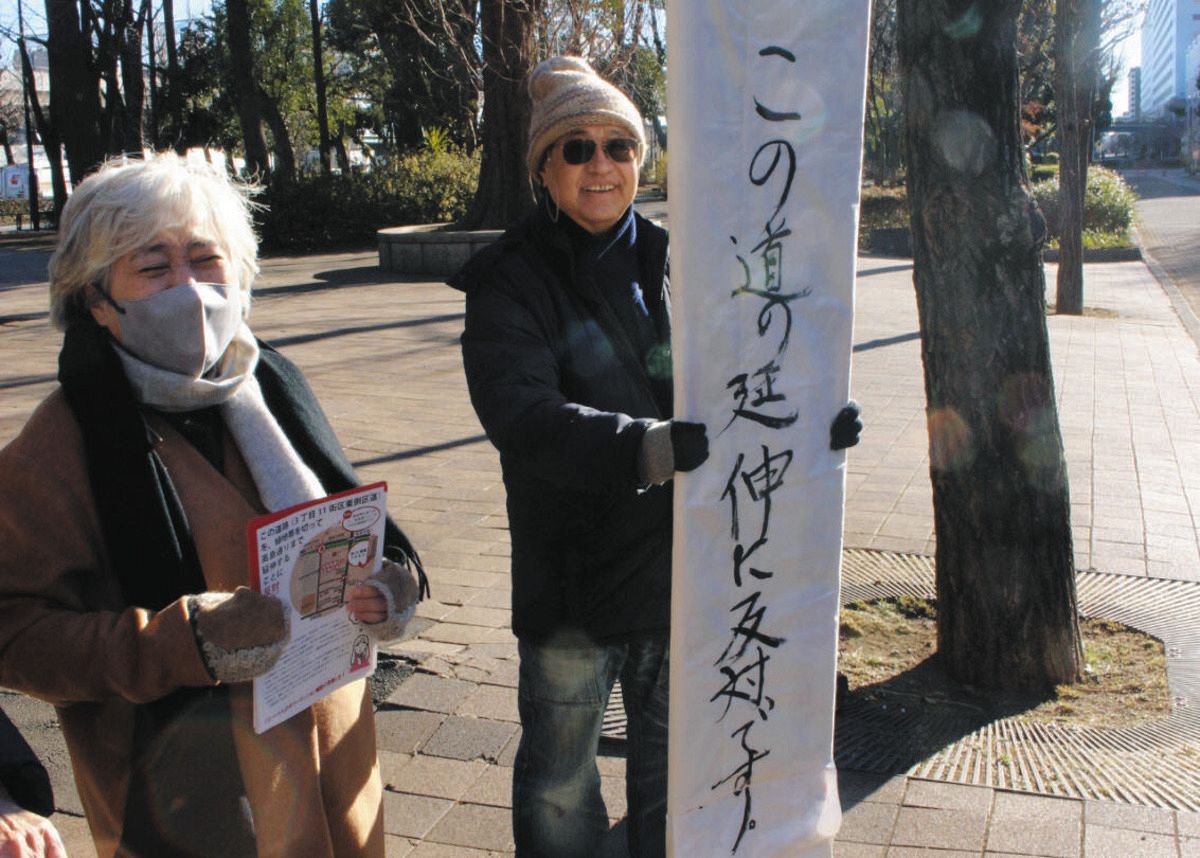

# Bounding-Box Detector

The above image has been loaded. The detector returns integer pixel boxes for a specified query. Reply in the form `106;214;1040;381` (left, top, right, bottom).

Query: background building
1186;32;1200;169
1138;0;1200;116
1128;66;1143;120
0;49;54;200
1189;31;1200;96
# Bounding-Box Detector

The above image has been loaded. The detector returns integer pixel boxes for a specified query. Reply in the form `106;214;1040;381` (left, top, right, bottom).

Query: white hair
49;152;261;330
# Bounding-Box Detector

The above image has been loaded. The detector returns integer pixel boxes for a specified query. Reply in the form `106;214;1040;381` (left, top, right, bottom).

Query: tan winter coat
0;390;385;858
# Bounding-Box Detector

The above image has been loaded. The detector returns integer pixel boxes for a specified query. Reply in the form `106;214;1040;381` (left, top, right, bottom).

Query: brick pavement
1;173;1200;854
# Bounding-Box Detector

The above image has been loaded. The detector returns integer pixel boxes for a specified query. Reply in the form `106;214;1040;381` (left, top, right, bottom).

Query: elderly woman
450;56;861;857
0;153;423;858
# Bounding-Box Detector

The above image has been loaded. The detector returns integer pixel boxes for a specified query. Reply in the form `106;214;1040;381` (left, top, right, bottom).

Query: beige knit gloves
189;587;289;684
189;559;418;684
353;557;420;643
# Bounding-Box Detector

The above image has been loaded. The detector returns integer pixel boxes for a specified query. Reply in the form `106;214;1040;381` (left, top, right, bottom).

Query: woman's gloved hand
638;420;710;486
188;587;289;684
346;557;420;643
830;401;863;451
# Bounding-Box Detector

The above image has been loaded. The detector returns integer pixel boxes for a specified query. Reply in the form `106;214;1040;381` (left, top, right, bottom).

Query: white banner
666;3;871;856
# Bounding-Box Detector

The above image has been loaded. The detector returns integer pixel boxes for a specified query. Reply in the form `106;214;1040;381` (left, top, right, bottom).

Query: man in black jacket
451;56;701;858
451;56;860;858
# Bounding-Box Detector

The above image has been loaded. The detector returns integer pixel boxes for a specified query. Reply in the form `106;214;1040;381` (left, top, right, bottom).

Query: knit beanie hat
526;56;647;180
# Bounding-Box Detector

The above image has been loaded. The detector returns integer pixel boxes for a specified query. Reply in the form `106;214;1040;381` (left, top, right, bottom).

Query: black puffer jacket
449;203;672;643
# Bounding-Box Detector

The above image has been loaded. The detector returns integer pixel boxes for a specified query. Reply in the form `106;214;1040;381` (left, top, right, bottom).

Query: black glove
830;401;863;451
670;420;710;472
639;419;710;485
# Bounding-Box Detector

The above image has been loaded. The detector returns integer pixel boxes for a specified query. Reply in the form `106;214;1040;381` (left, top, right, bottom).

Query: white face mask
108;282;244;377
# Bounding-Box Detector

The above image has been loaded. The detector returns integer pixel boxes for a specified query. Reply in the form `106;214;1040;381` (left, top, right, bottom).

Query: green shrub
857;165;1135;250
1083;166;1138;233
1047;229;1137;251
0;198;35;223
1031;165;1136;240
895;595;936;620
646;150;667;193
1030;164;1058;182
859;184;909;231
256;142;480;251
385;144;480;224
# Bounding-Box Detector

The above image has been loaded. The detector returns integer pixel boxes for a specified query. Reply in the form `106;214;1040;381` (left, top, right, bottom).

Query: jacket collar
446;193;668;297
527;194;667;295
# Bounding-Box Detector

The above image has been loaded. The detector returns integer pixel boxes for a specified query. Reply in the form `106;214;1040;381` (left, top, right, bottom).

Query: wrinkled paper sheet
666;3;871;855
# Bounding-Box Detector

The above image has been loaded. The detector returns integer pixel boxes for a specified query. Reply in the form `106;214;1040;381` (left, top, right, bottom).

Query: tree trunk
458;0;542;230
145;0;158;149
449;0;482;150
13;0;37;227
117;0;146;153
333;123;350;173
21;38;67;221
1054;0;1101;316
897;0;1082;691
163;0;178;81
226;0;271;177
308;0;331;175
257;85;296;184
162;0;183;149
45;0;106;185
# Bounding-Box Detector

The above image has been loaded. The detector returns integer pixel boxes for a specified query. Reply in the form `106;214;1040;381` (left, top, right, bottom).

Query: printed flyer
247;482;388;734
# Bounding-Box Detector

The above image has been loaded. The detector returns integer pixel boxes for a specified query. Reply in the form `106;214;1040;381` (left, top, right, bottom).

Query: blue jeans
513;635;669;858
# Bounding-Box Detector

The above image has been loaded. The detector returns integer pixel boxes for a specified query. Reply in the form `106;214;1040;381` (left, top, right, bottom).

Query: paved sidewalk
1;190;1199;853
849;256;1200;583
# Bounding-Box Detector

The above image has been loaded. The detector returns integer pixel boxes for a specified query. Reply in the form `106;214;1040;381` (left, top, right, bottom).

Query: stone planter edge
378;223;505;278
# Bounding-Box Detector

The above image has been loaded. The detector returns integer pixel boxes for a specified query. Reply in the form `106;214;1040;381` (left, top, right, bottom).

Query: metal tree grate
603;549;1200;810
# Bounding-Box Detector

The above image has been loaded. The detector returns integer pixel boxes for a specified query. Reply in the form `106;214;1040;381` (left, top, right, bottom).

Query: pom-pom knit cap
526;55;646;180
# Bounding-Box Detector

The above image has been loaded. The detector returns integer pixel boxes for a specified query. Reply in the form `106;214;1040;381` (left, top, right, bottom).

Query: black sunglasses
558;137;638;165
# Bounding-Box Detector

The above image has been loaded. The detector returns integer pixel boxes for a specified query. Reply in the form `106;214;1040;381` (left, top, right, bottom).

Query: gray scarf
114;324;326;512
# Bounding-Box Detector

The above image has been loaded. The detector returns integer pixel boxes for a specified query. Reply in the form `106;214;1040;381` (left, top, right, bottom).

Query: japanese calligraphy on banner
665;3;871;856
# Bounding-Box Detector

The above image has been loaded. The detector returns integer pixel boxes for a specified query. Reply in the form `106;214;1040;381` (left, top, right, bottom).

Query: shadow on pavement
0;311;48;325
853;331;920;353
834;656;1054;811
270;313;464;348
1123;172;1200;200
858;262;914;278
0;374;56;391
0;231;57;251
351;433;489;468
256;261;420;296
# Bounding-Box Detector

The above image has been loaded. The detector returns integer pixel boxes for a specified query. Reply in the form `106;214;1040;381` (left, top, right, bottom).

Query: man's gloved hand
346;557;420;643
670;420;709;471
830;401;863;451
638;419;710;486
189;587;289;684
